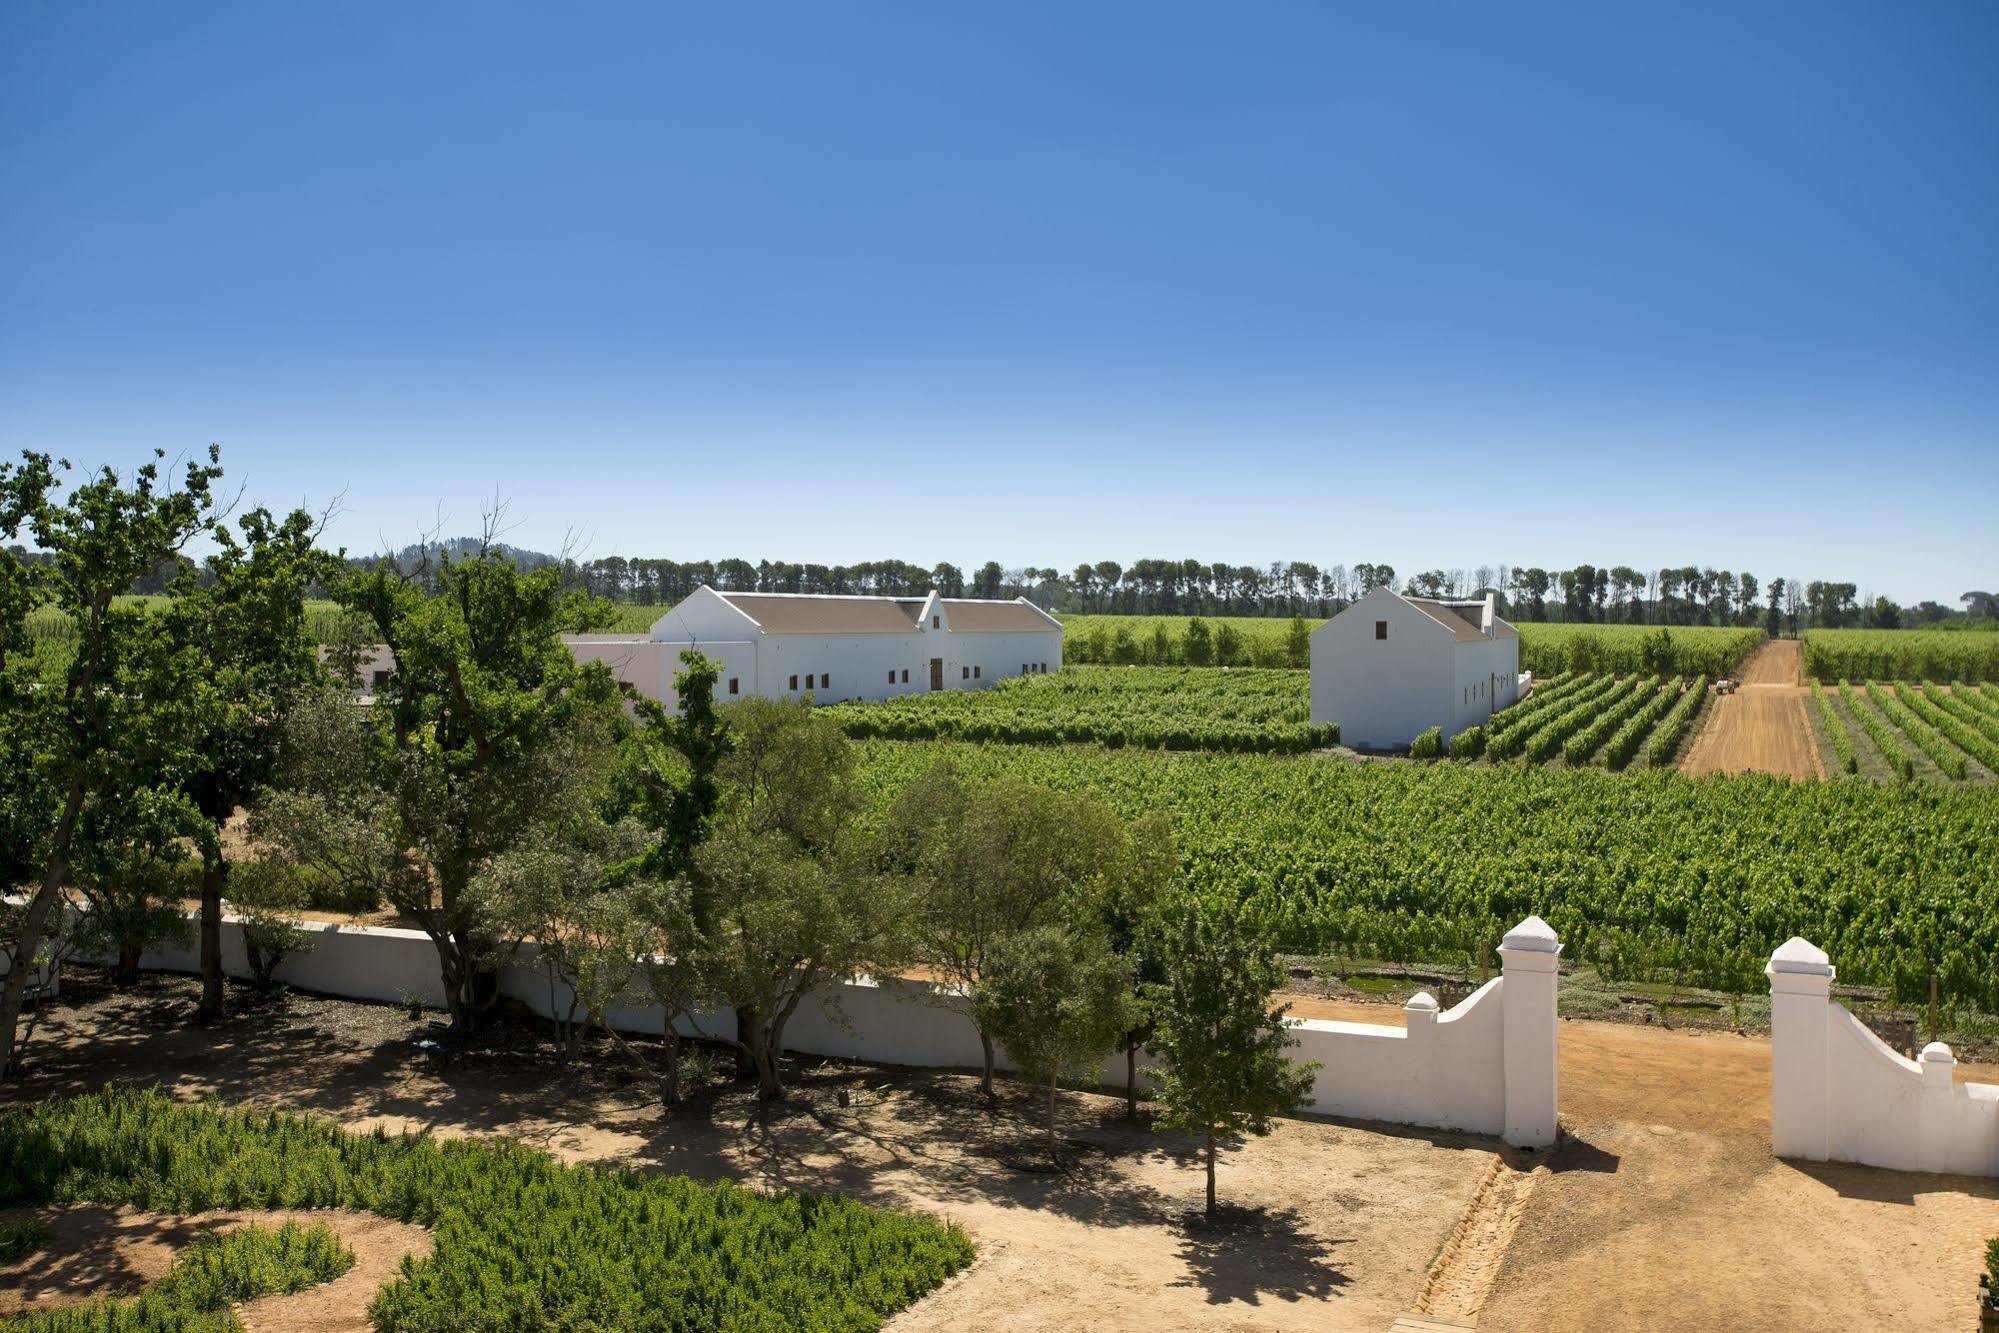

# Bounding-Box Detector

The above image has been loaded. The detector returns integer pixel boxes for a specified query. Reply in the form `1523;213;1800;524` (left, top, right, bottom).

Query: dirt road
1679;639;1824;780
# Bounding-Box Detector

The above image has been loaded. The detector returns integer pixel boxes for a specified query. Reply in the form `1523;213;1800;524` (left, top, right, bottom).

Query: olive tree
686;698;910;1100
884;765;1162;1098
975;924;1136;1153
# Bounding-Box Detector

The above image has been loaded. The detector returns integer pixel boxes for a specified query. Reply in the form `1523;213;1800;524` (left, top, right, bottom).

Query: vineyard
1802;628;1999;683
854;739;1999;1010
0;1089;974;1331
1056;612;1764;678
1456;672;1708;769
1816;682;1999;786
819;666;1333;754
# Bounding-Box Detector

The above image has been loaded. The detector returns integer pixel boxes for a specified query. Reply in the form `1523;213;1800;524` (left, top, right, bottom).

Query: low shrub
0;1089;974;1332
1447;725;1485;759
2;1220;351;1333
0;1216;48;1263
1409;726;1442;759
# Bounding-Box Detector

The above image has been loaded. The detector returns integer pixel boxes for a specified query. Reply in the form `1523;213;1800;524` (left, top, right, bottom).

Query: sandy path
0;1204;429;1331
1679;640;1824;780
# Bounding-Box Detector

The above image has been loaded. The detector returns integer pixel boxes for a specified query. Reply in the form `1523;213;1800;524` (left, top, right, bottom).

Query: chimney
1481;591;1496;637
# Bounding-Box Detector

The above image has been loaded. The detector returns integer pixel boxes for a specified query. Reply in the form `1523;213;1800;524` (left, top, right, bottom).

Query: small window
789;674;798;690
932;615;940;628
901;668;909;683
961;666;969;680
888;670;896;684
973;665;981;679
1021;663;1028;674
819;672;829;689
371;669;391;692
1463;687;1468;705
729;677;740;696
1375;621;1388;640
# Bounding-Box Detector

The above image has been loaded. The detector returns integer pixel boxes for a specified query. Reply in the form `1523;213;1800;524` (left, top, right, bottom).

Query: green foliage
1145;899;1317;1215
1845;684;1917;781
975;926;1137;1144
851;739;1999;1010
1515;624;1761;678
0;1220;353;1333
0;1090;972;1332
1867;683;1966;779
1408;726;1442;759
1811;681;1858;775
1642;675;1709;767
1897;684;1999;775
1803;629;1999;683
1447;725;1486;759
1560;676;1663;765
822;666;1335;754
224;861;319;989
1599;677;1686;770
0;1217;47;1263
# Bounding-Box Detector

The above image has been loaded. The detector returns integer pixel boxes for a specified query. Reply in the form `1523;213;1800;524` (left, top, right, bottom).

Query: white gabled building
1308;588;1521;751
567;586;1063;710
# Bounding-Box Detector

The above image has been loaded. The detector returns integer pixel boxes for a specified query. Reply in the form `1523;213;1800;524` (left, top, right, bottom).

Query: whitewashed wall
124;910;1562;1148
1767;937;1999;1176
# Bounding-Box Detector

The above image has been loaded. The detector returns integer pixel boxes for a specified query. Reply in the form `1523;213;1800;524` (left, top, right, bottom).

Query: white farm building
567;586;1063;710
1309;588;1521;751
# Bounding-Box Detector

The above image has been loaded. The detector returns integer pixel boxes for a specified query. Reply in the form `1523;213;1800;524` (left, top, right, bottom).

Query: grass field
1803;628;1999;682
820;665;1333;753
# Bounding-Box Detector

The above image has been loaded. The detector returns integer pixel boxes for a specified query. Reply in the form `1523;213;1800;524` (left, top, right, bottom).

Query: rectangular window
1021;664;1028;675
819;673;829;689
973;665;981;679
888;670;896;684
371;670;391;692
788;674;798;691
1375;621;1388;640
729;677;740;695
961;666;969;680
901;668;909;683
932;615;940;628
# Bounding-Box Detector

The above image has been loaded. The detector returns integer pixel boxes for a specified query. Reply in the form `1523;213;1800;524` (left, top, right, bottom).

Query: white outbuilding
1308;588;1520;751
567;586;1063;710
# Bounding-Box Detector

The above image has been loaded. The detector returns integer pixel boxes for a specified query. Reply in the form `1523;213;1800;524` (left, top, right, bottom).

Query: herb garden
0;1090;974;1332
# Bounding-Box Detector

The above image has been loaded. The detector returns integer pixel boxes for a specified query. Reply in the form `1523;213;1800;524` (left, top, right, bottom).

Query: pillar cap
1404;990;1440;1013
1501;915;1559;954
1767;937;1833;976
1919;1041;1955;1064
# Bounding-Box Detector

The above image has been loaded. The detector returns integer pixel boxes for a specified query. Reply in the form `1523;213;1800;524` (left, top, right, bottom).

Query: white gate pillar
1766;937;1834;1161
1498;915;1562;1148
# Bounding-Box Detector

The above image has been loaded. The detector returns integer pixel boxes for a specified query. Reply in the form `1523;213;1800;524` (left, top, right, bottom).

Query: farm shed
1309;588;1521;750
576;586;1063;709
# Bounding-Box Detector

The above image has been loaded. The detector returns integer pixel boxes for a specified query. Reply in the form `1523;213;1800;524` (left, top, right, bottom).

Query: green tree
165;506;343;1019
1147;899;1318;1217
975;924;1136;1152
689;698;910;1099
1182;617;1213;666
884;766;1154;1097
253;541;626;1032
1284;615;1311;669
1;449;222;1079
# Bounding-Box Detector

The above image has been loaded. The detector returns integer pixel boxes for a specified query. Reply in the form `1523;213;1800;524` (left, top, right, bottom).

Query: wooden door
929;658;943;691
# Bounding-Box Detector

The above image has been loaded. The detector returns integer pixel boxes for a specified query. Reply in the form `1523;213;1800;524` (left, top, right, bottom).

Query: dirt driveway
1680;640;1824;780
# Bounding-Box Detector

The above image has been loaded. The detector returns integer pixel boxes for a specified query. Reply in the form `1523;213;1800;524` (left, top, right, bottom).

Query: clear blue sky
3;2;1994;604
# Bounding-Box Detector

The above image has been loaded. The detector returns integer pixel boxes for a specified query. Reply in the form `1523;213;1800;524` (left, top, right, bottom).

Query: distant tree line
10;537;1989;634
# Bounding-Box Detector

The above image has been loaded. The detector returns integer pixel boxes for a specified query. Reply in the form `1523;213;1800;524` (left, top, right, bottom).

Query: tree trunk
1205;1127;1217;1218
734;1008;759;1080
751;1028;784;1100
1047;1069;1059;1151
978;1029;997;1099
1124;1041;1138;1119
114;941;142;988
0;782;83;1081
659;1014;681;1106
196;851;227;1020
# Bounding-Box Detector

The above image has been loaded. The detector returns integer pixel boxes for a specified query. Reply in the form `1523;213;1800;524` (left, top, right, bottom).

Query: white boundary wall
122;911;1563;1148
1767;937;1999;1176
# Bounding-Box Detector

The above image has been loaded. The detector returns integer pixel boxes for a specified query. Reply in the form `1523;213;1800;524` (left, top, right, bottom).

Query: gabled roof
713;591;927;634
1405;597;1491;643
939;598;1062;633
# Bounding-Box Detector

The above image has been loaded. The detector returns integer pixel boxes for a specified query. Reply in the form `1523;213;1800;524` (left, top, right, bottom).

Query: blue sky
2;2;1994;604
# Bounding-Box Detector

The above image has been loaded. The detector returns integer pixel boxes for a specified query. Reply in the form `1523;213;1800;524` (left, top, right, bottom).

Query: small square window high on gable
932;615;940;628
1375;621;1388;640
